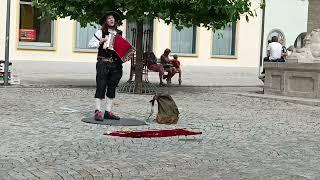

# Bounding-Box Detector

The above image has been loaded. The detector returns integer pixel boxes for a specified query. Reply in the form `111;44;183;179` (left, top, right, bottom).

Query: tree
33;0;253;93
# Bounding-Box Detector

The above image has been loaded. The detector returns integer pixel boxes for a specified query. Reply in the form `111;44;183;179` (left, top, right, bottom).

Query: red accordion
112;35;135;63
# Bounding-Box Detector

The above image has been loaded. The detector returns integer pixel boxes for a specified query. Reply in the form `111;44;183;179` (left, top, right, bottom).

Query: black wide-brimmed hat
99;11;121;25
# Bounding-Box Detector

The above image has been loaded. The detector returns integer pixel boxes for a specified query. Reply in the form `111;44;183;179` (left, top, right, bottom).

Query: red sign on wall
19;29;36;41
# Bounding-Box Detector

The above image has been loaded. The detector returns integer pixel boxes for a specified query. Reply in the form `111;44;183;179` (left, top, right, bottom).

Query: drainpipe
4;0;11;86
259;0;266;75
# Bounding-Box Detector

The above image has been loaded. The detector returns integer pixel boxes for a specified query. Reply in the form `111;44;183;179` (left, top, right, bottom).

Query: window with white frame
212;23;237;56
19;0;54;48
171;26;197;54
75;23;100;50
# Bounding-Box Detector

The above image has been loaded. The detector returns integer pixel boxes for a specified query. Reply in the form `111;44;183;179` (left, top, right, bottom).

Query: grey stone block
264;62;320;99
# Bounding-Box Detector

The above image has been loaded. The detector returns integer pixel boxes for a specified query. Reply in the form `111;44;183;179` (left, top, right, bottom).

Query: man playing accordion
88;11;133;121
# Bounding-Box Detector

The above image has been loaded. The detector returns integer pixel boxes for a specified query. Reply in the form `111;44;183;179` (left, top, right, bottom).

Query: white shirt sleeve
88;30;102;48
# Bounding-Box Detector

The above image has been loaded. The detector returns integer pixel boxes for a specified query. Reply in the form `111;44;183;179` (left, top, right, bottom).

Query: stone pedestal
264;62;320;99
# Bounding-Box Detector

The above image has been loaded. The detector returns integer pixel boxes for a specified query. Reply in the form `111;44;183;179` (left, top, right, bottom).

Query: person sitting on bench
143;50;165;86
160;48;176;84
261;36;284;76
264;36;283;62
171;55;182;85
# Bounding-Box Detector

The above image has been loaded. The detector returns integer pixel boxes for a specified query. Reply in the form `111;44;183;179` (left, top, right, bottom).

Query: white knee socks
95;98;103;111
95;97;114;112
106;97;113;112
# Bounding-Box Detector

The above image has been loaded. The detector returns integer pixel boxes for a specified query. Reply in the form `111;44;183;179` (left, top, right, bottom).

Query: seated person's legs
169;67;176;78
158;65;165;85
148;64;165;85
163;67;172;79
175;68;181;77
166;67;177;84
159;65;165;77
147;64;158;72
176;68;182;84
261;57;270;74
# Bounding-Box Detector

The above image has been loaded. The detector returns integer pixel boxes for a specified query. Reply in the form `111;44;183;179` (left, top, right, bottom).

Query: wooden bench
144;59;182;85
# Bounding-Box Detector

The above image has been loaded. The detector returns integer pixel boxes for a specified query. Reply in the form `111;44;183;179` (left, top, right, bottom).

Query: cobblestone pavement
1;86;320;179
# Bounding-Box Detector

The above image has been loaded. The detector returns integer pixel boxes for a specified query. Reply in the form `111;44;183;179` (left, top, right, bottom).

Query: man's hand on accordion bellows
99;38;108;45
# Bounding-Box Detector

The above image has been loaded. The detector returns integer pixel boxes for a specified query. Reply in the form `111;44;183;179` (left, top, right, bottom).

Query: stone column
308;0;320;33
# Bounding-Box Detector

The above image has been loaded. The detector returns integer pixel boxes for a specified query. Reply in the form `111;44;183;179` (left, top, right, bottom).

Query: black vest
97;29;123;62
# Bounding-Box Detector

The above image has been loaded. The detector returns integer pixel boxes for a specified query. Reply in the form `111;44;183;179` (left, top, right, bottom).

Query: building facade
0;0;265;68
0;0;311;68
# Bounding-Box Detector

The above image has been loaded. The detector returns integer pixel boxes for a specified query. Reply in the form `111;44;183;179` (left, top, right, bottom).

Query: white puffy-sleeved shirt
88;29;118;49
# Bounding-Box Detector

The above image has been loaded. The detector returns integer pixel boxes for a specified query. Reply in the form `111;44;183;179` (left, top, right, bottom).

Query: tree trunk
134;20;144;93
307;0;320;33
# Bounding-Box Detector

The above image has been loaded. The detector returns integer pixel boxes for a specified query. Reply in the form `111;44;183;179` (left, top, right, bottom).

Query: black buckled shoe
104;111;120;120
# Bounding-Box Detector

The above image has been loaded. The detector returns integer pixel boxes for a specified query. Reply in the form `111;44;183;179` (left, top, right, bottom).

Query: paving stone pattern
1;86;320;179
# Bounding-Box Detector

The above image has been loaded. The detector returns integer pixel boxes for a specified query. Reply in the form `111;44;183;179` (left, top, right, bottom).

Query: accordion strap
94;34;100;41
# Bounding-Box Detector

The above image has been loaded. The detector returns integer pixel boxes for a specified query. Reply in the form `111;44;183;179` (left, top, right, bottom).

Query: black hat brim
99;11;121;25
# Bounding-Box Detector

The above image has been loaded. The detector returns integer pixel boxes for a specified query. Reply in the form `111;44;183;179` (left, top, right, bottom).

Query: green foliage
32;0;254;30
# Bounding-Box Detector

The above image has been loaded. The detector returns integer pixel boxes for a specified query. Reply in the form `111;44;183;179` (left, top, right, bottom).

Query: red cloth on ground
104;129;202;138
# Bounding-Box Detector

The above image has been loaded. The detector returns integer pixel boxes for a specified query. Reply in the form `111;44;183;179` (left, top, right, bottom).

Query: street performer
88;11;132;121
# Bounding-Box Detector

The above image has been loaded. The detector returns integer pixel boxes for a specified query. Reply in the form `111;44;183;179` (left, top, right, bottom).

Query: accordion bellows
113;35;135;63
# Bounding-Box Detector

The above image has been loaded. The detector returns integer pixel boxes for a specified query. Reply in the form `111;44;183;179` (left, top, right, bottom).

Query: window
171;26;197;54
19;0;54;48
212;23;237;56
126;20;154;52
75;23;100;50
126;21;137;46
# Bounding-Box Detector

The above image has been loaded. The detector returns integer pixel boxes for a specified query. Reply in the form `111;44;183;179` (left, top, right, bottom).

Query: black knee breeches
95;61;123;99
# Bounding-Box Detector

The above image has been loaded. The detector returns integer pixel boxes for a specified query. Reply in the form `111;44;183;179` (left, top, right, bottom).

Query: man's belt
97;56;114;62
97;35;135;63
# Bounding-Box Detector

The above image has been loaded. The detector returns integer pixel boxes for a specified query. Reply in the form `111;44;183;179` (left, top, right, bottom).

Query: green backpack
149;94;180;124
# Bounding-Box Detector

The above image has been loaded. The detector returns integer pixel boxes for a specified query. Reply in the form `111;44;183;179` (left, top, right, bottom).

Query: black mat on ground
81;117;147;126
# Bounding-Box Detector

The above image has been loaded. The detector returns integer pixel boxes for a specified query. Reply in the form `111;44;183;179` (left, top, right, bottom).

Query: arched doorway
267;29;286;45
294;32;307;48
